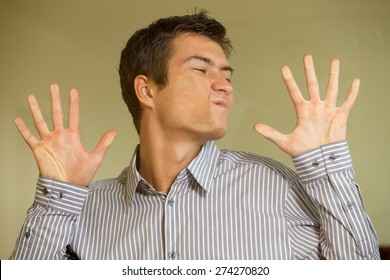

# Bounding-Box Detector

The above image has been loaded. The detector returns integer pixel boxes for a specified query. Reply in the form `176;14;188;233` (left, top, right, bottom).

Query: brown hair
119;10;232;134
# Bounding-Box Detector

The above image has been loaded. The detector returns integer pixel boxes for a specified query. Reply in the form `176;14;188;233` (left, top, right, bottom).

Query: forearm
292;141;380;259
10;176;88;259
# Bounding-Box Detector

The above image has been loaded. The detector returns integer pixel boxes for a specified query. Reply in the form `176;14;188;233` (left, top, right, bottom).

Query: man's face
152;33;234;143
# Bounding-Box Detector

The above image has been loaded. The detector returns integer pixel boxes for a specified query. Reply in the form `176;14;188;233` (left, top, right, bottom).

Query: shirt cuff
292;140;353;183
34;175;89;215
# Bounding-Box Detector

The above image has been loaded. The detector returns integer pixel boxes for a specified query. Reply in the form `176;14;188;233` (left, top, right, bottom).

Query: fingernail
305;54;313;60
70;89;77;97
354;79;360;90
281;66;291;77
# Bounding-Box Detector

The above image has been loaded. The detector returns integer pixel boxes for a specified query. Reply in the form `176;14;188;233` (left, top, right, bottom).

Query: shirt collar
125;141;220;202
187;141;220;193
124;145;143;204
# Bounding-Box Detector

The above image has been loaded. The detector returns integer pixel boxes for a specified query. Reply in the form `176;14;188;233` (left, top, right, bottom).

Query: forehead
171;33;228;64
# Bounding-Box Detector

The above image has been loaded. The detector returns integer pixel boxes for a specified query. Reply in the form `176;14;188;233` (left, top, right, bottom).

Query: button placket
164;183;181;260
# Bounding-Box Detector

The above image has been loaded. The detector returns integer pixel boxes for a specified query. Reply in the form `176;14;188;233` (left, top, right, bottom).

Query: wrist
292;140;351;183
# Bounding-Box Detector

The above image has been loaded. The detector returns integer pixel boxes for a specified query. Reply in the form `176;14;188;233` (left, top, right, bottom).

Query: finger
340;79;360;114
14;117;39;149
27;94;50;136
326;58;340;106
91;130;117;161
281;65;305;106
50;84;64;130
303;54;320;101
68;88;80;129
253;123;288;151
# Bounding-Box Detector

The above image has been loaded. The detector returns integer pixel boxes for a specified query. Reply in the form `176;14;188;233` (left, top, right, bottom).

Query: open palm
14;84;116;186
254;55;359;157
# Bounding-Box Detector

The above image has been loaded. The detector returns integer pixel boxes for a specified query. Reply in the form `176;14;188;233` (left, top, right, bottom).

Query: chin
191;122;227;142
206;127;227;141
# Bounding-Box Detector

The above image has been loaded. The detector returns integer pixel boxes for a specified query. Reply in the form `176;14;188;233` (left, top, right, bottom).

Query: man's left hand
254;54;359;157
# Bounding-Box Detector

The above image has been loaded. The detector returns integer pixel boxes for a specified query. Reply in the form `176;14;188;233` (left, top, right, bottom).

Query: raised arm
11;84;116;259
254;55;379;259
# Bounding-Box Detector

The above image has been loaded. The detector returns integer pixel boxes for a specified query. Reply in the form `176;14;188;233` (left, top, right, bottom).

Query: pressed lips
212;100;228;109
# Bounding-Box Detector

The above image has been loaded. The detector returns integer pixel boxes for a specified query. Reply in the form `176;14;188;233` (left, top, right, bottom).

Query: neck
138;131;203;194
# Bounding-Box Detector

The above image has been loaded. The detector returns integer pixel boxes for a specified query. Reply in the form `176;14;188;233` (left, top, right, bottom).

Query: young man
11;11;379;259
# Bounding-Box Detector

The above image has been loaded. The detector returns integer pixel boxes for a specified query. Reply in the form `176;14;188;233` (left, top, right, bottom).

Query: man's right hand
14;84;117;187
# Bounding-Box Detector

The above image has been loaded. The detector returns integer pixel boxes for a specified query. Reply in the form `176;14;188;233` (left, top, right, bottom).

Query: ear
134;75;154;109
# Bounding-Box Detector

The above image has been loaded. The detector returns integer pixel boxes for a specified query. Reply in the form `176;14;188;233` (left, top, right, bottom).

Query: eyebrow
184;55;234;74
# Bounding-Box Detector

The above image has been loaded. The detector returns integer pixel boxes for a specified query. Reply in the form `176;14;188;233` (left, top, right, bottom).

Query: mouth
213;100;228;109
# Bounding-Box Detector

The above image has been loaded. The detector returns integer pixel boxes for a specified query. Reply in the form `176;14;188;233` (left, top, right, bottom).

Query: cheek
171;76;210;106
172;75;196;92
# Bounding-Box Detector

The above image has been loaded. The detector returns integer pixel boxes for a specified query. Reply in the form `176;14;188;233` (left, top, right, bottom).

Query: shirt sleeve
292;140;380;259
10;176;88;260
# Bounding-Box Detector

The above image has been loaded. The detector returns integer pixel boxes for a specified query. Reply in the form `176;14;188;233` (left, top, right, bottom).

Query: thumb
92;130;117;160
253;123;287;150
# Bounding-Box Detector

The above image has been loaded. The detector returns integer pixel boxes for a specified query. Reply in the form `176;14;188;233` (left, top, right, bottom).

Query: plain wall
0;0;389;259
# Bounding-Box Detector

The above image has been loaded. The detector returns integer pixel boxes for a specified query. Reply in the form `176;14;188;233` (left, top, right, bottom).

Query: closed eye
193;68;207;74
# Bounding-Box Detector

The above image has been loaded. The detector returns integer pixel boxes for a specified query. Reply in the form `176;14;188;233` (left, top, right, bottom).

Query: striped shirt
11;141;379;259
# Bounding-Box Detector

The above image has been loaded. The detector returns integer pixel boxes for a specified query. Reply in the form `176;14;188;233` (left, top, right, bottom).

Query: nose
211;74;233;95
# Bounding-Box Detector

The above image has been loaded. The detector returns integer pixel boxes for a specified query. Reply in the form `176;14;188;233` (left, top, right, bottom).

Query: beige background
0;0;389;259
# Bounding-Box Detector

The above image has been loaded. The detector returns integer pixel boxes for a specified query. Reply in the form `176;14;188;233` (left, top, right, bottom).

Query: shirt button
42;188;48;195
57;192;64;199
312;161;319;167
168;251;176;259
347;201;354;209
167;199;174;206
25;229;30;239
